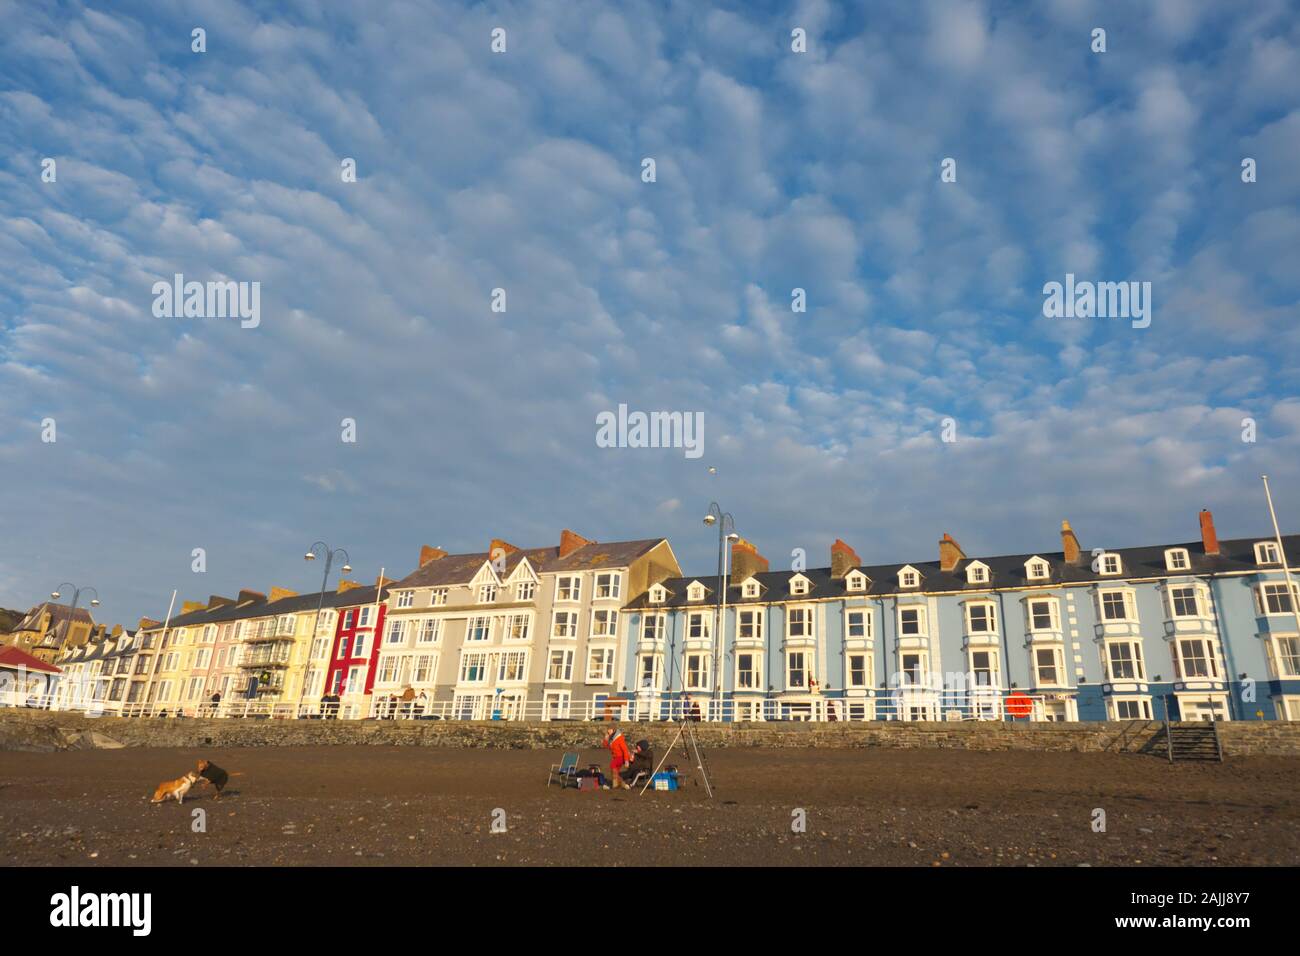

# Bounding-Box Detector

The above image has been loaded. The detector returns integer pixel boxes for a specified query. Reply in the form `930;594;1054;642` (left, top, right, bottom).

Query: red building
322;579;391;717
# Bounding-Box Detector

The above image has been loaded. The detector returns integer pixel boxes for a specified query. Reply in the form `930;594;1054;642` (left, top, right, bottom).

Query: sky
1;0;1298;628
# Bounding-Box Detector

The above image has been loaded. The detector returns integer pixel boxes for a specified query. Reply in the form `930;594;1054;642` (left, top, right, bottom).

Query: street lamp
704;503;736;722
299;542;351;716
49;583;99;652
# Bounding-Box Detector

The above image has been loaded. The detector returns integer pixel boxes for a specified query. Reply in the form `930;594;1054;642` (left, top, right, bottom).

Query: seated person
621;739;654;784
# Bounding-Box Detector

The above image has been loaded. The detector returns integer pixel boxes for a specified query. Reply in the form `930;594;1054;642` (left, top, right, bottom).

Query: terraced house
376;531;680;719
621;511;1300;722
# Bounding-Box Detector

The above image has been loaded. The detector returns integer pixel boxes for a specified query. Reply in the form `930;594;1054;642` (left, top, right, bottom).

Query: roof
628;534;1300;608
140;583;395;631
392;539;666;590
12;602;95;633
0;645;62;674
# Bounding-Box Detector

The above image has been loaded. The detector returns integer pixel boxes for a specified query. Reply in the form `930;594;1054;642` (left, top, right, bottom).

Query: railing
6;688;1076;724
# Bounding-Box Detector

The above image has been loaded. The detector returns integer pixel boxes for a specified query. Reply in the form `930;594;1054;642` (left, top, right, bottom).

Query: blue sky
2;0;1298;627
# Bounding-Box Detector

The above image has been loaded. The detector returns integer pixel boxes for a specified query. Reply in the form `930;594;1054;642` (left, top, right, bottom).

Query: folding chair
546;751;580;788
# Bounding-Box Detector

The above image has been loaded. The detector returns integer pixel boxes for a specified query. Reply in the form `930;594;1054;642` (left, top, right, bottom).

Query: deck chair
547;751;580;788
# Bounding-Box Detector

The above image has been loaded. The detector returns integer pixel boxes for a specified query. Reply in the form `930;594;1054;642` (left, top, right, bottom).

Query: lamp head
703;514;716;526
341;564;353;574
51;591;61;600
90;599;100;607
304;552;316;561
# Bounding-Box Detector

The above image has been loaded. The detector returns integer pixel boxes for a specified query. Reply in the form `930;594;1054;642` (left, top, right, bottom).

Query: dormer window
966;562;990;585
790;575;810;596
649;585;666;604
1097;553;1122;576
1026;558;1050;581
845;571;867;592
477;584;498;603
898;566;921;589
1255;541;1281;565
742;580;760;599
396;591;415;609
687;582;706;602
1164;548;1190;572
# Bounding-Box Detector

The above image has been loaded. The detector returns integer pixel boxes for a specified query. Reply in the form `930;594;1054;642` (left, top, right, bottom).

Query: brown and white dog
151;771;200;805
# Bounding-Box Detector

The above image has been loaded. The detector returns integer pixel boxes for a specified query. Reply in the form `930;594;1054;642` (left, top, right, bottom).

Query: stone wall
4;708;1299;755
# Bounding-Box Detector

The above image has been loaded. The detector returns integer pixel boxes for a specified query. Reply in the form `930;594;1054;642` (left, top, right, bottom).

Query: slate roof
13;602;95;633
392;539;667;590
627;534;1300;608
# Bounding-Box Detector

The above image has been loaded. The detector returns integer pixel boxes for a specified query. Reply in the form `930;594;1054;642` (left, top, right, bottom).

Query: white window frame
846;609;872;640
649;585;666;604
429;588;448;607
590;609;619;640
964;601;997;635
1104;639;1146;681
515;580;536;602
546;649;575;682
735;651;761;690
786;650;810;690
1098;589;1136;623
477;584;498;604
1098;552;1122;576
738;608;764;641
551;610;578;640
1164;548;1190;571
966;562;990;585
684;652;711;691
786;606;814;639
594;572;622;600
1026;598;1059;632
585;645;616;683
555;575;581;602
845;571;867;592
396;591;415;609
1025;558;1050;581
1255;541;1281;565
1033;645;1064;686
898;605;927;637
1257;582;1300;616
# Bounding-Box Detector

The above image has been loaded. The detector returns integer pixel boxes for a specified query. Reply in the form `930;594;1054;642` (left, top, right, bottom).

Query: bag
577;776;602;792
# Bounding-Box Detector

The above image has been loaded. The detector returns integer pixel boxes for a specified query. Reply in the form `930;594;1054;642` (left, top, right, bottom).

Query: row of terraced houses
7;510;1300;722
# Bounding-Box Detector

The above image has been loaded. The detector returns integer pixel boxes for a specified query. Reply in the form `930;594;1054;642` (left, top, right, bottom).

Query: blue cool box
652;772;679;791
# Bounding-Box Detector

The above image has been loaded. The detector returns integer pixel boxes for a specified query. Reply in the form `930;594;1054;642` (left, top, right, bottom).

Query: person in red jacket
601;726;633;790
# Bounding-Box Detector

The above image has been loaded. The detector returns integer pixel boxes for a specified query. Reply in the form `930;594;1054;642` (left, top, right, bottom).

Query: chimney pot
418;545;448;567
731;537;770;580
558;529;594;558
938;533;966;573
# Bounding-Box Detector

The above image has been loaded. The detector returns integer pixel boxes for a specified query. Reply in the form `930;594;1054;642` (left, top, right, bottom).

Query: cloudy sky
2;0;1298;626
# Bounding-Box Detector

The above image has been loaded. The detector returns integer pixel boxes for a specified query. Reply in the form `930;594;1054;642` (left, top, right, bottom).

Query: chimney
419;545;447;567
207;595;234;609
110;624;123;637
238;589;265;605
939;533;966;572
138;617;161;631
731;537;770;581
181;600;204;614
489;538;522;565
558;529;594;558
268;586;298;602
1061;520;1081;565
337;579;362;593
1200;509;1220;556
830;539;861;579
376;572;393;588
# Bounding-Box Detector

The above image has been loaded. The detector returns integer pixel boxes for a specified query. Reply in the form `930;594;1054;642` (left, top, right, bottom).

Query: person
622;738;654;786
415;690;427;719
400;685;415;719
600;725;633;790
210;691;222;716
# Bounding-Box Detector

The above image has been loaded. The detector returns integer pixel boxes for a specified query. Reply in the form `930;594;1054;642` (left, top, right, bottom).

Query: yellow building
3;602;96;665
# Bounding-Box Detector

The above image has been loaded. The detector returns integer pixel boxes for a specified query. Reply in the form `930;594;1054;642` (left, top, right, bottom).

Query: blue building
619;511;1300;723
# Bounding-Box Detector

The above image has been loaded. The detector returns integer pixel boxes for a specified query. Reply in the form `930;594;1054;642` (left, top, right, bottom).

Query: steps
1161;721;1224;762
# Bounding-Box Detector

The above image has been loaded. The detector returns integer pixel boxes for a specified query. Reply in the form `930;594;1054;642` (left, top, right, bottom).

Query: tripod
639;711;714;798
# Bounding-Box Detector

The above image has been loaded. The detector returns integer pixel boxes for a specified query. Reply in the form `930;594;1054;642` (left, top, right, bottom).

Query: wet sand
2;745;1297;866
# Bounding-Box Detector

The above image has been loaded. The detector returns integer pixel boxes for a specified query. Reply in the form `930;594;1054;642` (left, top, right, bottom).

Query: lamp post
703;503;737;722
49;583;99;653
300;542;351;716
1261;476;1300;642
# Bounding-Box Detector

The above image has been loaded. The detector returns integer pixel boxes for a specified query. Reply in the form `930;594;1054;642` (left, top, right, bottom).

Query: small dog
195;759;231;800
151;771;199;805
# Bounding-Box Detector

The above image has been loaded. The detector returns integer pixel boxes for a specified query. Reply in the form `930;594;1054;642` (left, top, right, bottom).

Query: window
969;650;998;687
429;589;448;606
385;620;407;645
1255;542;1281;565
1168;585;1200;618
544;691;571;719
846;571;867;592
687;582;706;602
1175;638;1218;679
790;576;809;596
585;646;615;683
1257;583;1299;615
967;563;989;584
378;656;398;683
966;603;996;634
499;651;528;683
847;653;870;688
477;584;497;603
738;609;764;640
687;611;711;641
742;580;760;598
899;568;919;589
649;585;666;604
515;580;535;601
414;654;436;683
1165;549;1190;571
418;619;442;644
736;653;758;689
641;614;665;643
900;653;925;685
787;607;813;639
396;591;415;609
594;573;622;600
551;611;578;639
1034;647;1062;685
547;649;575;682
466;616;491;642
1026;559;1050;581
1114;698;1151;720
459;652;489;683
1098;553;1122;576
505;614;531;641
358;607;371;627
1028;599;1057;631
1099;591;1133;622
337;638;350;660
638;655;662;690
685;654;710;690
846;610;872;640
353;634;368;658
898;606;926;637
1106;641;1145;681
1270;637;1300;678
276;615;296;636
786;652;808;689
591;609;619;639
556;576;581;602
344;610;356;629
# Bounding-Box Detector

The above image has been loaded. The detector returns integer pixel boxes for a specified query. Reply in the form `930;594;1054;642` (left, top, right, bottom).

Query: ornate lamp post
299;542;351;715
703;503;738;721
49;583;99;651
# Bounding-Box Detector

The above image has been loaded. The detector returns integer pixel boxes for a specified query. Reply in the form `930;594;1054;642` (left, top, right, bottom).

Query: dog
151;771;199;805
195;759;232;800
